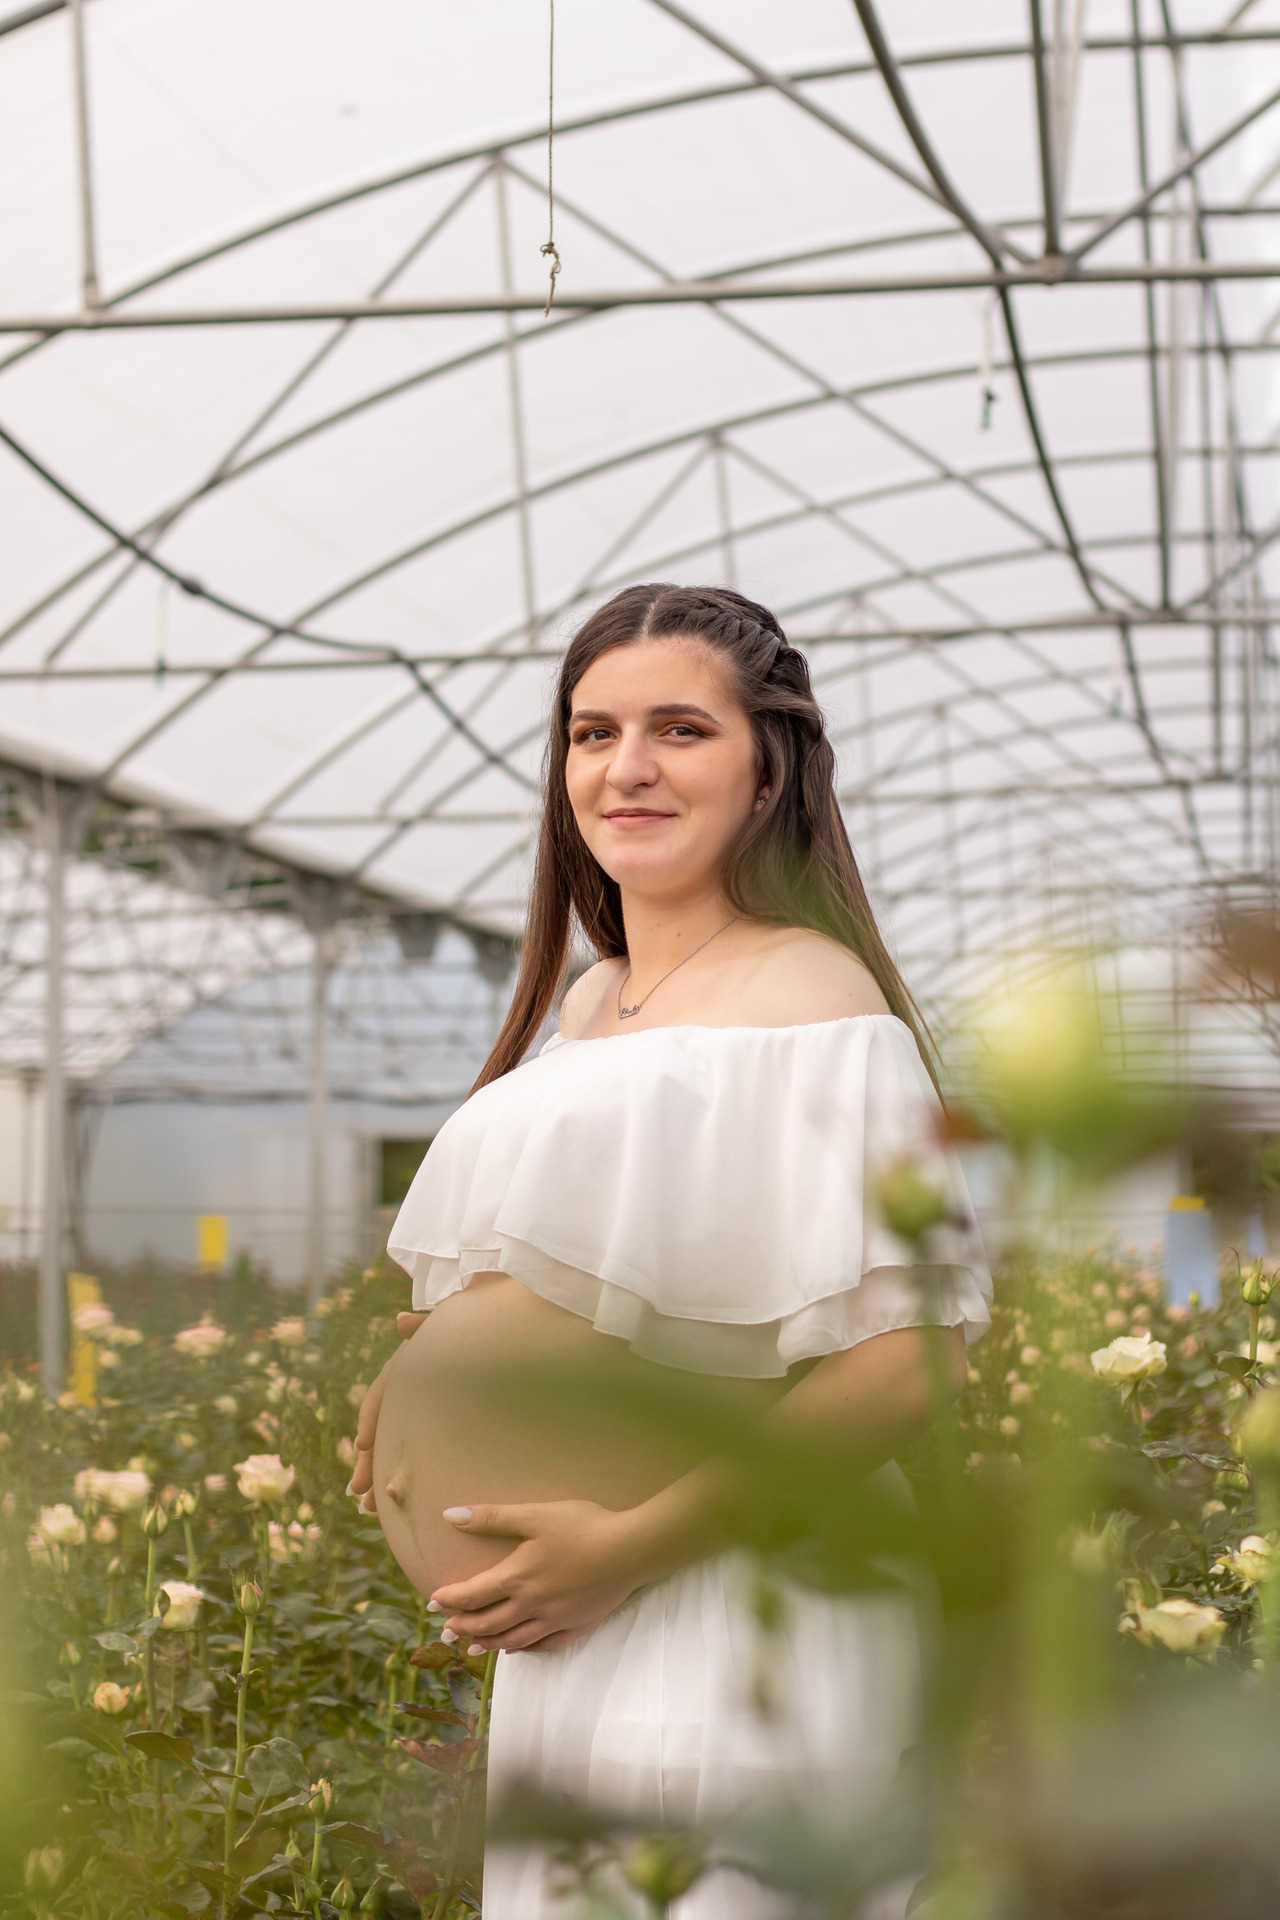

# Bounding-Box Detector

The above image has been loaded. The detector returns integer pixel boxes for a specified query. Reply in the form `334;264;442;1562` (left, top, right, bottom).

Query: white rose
336;1435;357;1469
289;1520;321;1560
91;1515;117;1544
1217;1535;1279;1584
214;1395;238;1415
234;1452;296;1504
204;1472;228;1494
91;1680;131;1714
173;1322;228;1358
99;1469;152;1513
1090;1332;1167;1384
72;1303;115;1340
15;1380;37;1402
1129;1596;1224;1653
37;1503;86;1546
347;1383;368;1408
1238;1339;1280;1366
271;1318;307;1350
113;1326;144;1347
156;1580;205;1630
99;1350;120;1369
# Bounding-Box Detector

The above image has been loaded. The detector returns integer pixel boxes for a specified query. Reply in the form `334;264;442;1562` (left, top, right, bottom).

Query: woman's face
565;637;760;904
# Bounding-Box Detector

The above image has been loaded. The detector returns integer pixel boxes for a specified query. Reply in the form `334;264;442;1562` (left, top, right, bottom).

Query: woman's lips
602;810;674;830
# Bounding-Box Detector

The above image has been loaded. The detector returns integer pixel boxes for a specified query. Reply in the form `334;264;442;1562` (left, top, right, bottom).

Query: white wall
0;1071;43;1264
80;1096;455;1284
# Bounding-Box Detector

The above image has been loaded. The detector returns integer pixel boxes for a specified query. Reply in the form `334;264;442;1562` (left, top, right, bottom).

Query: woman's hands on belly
428;1499;650;1653
368;1273;725;1605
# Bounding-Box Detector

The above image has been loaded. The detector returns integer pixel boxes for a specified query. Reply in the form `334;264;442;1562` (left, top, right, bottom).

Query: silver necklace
617;916;739;1020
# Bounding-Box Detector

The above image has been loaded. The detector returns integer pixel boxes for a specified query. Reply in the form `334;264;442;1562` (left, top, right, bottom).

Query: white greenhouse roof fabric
0;0;1278;1079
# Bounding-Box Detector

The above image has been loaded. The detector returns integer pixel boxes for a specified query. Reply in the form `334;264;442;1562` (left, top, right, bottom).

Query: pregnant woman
352;584;991;1917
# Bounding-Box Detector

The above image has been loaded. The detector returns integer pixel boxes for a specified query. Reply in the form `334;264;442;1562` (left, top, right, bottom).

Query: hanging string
539;0;561;316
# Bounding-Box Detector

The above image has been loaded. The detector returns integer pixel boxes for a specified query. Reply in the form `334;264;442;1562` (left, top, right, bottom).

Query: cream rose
1128;1596;1224;1653
92;1680;131;1714
1090;1331;1167;1384
271;1317;307;1350
36;1503;86;1546
98;1469;153;1513
174;1321;228;1358
72;1302;115;1340
234;1452;296;1503
156;1580;205;1630
1216;1535;1279;1584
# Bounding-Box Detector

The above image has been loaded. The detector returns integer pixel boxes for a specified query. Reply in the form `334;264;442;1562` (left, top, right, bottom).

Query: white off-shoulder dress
389;1016;991;1919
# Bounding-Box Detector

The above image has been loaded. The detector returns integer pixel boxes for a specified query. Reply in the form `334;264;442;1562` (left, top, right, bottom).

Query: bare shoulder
559;957;625;1038
737;926;892;1026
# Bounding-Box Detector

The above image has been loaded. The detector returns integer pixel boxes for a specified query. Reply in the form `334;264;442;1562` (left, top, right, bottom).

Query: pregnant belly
372;1273;777;1599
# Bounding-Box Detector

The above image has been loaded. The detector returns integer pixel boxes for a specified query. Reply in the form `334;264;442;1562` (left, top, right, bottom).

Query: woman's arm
429;1322;966;1653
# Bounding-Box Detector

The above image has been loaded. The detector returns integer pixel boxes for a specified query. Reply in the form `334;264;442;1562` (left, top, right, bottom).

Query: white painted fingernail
442;1507;472;1524
440;1627;458;1644
468;1643;487;1655
427;1598;444;1612
345;1480;358;1498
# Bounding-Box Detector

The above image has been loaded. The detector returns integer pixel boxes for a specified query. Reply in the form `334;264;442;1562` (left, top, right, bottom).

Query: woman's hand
349;1312;427;1514
428;1500;646;1653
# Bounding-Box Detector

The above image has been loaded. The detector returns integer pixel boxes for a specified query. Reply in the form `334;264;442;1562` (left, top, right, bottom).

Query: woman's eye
571;727;611;744
665;724;704;739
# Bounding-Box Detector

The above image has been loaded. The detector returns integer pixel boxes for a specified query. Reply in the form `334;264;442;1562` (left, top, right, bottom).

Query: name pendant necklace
617;915;739;1021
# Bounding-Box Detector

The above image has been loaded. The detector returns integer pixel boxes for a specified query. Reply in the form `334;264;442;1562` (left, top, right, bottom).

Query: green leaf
68;1711;127;1756
95;1631;137;1653
181;1678;217;1710
167;1881;212;1914
227;1827;284;1883
323;1822;384;1857
1216;1353;1254;1379
246;1737;310;1798
126;1730;197;1769
183;1864;230;1899
48;1735;100;1760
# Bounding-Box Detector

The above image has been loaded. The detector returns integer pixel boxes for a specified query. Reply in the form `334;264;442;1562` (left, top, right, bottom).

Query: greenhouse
2;2;1280;1915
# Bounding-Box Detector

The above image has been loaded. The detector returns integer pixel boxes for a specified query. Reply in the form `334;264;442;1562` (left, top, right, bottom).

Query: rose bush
0;1261;495;1918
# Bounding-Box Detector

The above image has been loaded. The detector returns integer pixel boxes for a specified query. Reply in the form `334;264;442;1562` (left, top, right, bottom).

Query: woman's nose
606;728;659;790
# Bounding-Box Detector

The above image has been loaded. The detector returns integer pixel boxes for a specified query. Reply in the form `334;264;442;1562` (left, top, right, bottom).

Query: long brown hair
475;583;937;1089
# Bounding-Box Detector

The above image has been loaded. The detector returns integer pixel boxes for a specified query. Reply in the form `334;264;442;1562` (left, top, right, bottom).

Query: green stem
259;1512;274;1609
1259;1482;1280;1670
143;1636;158;1732
197;1625;214;1748
143;1535;156;1616
222;1612;256;1875
183;1517;200;1581
310;1818;324;1920
1249;1303;1261;1372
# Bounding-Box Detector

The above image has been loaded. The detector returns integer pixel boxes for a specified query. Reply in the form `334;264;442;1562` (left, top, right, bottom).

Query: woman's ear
753;786;771;812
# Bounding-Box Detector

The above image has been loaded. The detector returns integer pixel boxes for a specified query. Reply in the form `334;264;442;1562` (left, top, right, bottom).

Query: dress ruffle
388;1015;991;1379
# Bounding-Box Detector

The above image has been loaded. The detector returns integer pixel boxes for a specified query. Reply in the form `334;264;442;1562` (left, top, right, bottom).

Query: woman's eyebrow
569;702;720;724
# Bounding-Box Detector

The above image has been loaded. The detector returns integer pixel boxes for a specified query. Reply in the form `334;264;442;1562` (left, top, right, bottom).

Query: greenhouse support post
306;920;339;1318
39;791;66;1397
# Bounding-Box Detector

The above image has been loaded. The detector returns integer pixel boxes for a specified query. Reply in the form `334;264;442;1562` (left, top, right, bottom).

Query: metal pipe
1028;0;1062;259
39;785;65;1396
67;0;99;309
7;260;1277;333
19;1065;36;1261
305;924;333;1318
494;160;539;646
1070;79;1280;262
